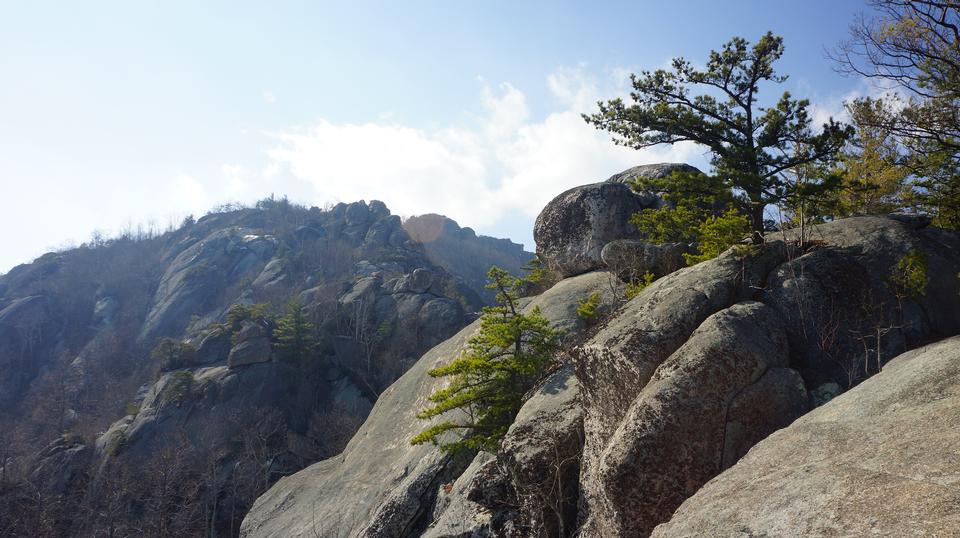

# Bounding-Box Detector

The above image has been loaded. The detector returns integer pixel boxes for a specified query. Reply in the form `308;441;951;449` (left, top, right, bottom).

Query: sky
0;0;877;273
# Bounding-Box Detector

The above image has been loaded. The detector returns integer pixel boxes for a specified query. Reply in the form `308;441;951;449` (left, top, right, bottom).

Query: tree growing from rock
586;32;852;241
411;267;560;455
273;299;316;365
151;337;196;372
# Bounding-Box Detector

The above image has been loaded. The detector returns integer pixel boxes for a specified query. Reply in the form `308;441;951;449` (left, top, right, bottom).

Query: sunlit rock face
653;335;960;538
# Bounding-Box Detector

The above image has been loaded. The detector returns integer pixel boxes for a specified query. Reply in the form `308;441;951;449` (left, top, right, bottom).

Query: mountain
6;164;960;538
0;197;531;538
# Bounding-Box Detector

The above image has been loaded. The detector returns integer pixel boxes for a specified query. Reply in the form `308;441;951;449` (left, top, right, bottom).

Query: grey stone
251;258;286;289
195;327;231;365
573;216;960;537
394;268;435;294
601;239;688;280
578;302;807;537
345;201;371;226
534;181;659;277
93;296;118;326
29;435;90;496
227;337;272;368
140;228;275;342
653;336;960;538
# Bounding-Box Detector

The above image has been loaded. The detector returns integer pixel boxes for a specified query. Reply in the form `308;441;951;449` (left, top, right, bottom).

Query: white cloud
264;68;709;239
807;77;909;127
263;90;276;104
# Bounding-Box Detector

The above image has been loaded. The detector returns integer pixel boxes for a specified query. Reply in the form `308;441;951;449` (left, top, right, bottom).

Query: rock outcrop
573;216;960;536
653;335;960;538
600;239;688;281
534;164;703;279
240;212;960;538
29;435;91;496
578;302;807;537
240;271;623;538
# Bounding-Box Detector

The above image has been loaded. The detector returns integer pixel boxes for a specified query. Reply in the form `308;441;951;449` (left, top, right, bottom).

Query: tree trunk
750;202;765;244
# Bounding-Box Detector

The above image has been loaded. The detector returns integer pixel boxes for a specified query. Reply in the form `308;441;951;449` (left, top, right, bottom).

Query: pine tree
411;267;560;455
586;32;852;242
273;300;316;365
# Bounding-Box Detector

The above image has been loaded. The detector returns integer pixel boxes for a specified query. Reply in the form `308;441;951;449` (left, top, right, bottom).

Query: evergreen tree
586;32;852;242
411;267;560;455
273;299;316;364
627;169;751;265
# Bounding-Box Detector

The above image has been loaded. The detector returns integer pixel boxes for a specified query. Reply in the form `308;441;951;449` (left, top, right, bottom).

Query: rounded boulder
534;182;656;277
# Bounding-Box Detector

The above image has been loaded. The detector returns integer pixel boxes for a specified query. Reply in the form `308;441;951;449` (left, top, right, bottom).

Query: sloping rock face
422;364;586;538
240;271;622;538
29;435;91;496
653;335;960;538
579;302;807;537
139;227;279;343
0;294;60;409
420;452;518;538
574;216;960;536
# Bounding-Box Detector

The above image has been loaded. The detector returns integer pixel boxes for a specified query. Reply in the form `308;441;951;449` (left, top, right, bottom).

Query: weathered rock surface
423;363;586;538
0;194;541;536
0;294;56;408
227;336;273;367
601;239;688;280
580;302;807;537
140;228;278;342
498;364;583;536
534;180;660;277
29;435;91;496
421;453;522;538
240;271;622;538
574;216;960;537
653;335;960;538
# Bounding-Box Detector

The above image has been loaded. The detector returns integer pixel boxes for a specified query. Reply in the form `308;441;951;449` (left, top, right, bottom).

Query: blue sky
0;0;873;272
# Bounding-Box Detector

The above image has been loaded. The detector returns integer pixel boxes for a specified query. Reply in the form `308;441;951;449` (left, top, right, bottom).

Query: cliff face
0;198;532;538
